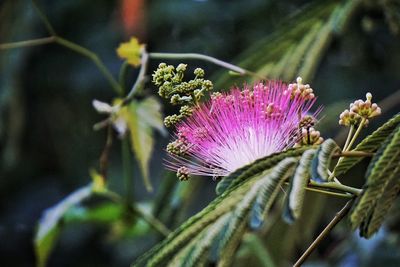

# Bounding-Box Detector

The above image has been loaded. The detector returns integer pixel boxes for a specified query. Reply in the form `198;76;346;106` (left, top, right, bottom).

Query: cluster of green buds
177;166;190;181
285;77;315;100
294;115;324;147
339;92;381;127
152;63;213;127
166;138;189;156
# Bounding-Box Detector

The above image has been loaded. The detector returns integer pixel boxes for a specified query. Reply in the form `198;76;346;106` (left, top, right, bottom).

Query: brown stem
99;125;113;179
293;199;355;267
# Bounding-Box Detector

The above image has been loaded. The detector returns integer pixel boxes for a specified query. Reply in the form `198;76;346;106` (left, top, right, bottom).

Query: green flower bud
194;68;205;77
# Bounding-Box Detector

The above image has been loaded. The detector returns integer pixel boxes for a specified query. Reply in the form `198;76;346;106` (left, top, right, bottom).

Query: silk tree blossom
166;78;320;180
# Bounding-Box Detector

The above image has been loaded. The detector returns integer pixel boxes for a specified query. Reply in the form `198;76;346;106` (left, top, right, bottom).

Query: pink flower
166;80;318;179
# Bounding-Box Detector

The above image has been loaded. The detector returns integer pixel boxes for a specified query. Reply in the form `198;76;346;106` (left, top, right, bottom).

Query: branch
99;125;113;178
293;199;355;267
0;37;55;50
122;47;149;106
332;151;374;158
309;180;362;196
31;0;57;35
149;52;266;80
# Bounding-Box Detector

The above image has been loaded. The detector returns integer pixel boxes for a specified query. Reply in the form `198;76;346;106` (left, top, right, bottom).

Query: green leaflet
334;113;400;177
350;125;400;238
249;158;298;229
362;167;400;238
284;149;316;223
121;97;166;192
184;214;231;267
217;172;270;252
311;139;340;182
34;184;93;267
217;216;248;267
216;147;310;195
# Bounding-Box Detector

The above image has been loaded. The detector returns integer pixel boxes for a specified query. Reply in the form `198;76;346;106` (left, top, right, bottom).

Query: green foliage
214;0;362;87
179;214;231;267
216;147;310;195
284;149;316;223
335;113;400;177
350;125;400;238
34;184;93;267
121;97;166;192
250;158;297;229
311;139;340;182
217;217;248;267
132;151;308;266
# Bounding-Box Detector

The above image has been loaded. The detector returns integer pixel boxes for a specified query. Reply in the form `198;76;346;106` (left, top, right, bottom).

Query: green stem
0;37;55;50
31;0;57;35
99;191;170;236
54;37;122;95
118;61;130;95
149;52;265;80
346;118;366;151
309;180;362;196
284;182;353;198
122;48;149;106
343;124;354;151
305;186;352;198
331;120;366;180
132;205;171;237
122;138;133;204
332;151;374;158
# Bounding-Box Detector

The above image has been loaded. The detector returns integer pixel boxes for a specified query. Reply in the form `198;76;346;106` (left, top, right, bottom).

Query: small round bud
170;94;181;105
201;80;213;91
299;115;315;128
164;114;182;127
194;68;205;77
176;63;187;72
179;105;193;117
177;166;190;181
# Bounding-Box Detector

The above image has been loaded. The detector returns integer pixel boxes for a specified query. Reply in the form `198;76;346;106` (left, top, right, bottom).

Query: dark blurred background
1;0;400;266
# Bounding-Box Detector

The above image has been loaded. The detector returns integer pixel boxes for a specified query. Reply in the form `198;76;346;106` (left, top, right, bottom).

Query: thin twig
332;151;374;158
99;125;113;178
54;36;122;94
31;0;57;35
149;52;266;80
132;205;171;237
0;36;55;50
99;191;170;237
27;0;123;94
304;186;353;198
122;47;149;106
309;180;362;196
293;199;355;267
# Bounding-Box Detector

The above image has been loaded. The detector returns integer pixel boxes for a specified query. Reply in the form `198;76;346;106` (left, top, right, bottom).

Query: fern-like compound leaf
284;149;316;223
311;139;340;182
249;158;298;229
350;125;400;238
216;147;310;195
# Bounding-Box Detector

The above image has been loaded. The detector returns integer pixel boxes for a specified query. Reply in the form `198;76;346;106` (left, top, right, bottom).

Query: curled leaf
311;139;340;182
284;149;316;223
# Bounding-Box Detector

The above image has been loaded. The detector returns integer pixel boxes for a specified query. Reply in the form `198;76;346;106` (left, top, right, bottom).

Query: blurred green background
0;0;400;266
